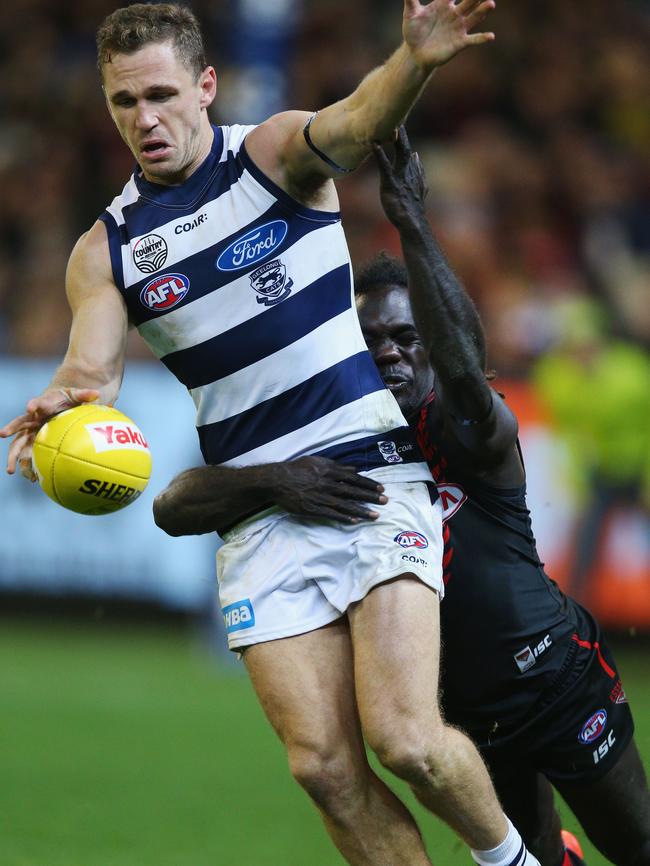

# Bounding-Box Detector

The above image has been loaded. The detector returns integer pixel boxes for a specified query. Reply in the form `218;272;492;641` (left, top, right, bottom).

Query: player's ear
199;66;217;109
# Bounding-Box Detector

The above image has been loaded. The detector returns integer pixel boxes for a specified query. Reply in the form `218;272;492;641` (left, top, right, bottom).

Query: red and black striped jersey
414;389;596;736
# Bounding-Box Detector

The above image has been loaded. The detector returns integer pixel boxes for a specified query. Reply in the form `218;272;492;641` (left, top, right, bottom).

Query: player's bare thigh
243;618;369;789
348;576;443;753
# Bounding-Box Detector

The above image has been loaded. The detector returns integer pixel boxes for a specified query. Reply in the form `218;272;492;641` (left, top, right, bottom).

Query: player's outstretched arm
0;221;129;479
246;0;495;196
374;127;517;459
153;457;387;537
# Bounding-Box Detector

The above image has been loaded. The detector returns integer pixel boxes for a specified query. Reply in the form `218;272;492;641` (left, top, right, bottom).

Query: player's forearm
343;45;431;145
153;464;281;537
314;45;432;169
399;218;492;419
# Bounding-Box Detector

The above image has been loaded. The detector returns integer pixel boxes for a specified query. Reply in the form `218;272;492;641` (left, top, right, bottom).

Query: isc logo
222;598;255;634
514;634;552;673
592;729;616;764
140;273;190;311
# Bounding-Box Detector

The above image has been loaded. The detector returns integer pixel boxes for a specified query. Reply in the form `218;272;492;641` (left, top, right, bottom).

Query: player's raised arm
245;0;495;196
374;127;517;459
0;221;129;479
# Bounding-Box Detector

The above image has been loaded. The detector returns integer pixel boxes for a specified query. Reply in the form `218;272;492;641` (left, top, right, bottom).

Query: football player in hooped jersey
0;3;546;866
154;128;650;866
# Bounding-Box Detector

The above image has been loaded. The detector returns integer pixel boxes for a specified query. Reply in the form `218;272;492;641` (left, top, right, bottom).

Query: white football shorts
216;480;444;651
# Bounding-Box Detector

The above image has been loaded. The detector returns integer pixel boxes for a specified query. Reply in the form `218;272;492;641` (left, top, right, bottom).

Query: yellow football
32;404;152;515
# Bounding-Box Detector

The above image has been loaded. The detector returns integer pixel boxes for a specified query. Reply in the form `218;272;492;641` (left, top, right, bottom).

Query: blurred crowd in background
1;0;648;358
0;0;648;596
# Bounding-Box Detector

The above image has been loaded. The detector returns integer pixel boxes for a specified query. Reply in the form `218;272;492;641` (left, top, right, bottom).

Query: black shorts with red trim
472;623;635;785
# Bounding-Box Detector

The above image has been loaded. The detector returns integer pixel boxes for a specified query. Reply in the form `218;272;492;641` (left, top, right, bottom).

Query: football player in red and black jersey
154;128;650;866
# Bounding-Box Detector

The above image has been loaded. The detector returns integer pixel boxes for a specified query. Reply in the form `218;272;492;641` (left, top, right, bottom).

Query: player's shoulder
245;110;313;176
71;220;110;260
490;388;519;441
245;111;339;211
67;221;114;291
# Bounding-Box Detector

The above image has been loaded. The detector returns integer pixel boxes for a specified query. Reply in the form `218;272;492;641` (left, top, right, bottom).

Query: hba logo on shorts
394;531;429;549
132;233;168;273
578;709;608;744
222;598;255;633
140;273;190;311
216;220;288;271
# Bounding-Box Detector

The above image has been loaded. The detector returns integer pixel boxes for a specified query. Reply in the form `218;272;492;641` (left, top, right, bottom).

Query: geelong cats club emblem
249;259;293;306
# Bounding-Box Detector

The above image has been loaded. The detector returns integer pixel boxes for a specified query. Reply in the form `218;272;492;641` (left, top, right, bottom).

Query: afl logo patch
216;220;288;271
578;709;608;744
394;530;429;549
140;273;189;312
133;233;168;273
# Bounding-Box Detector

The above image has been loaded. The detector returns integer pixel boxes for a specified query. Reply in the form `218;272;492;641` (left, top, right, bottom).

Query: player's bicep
288;102;372;179
246;107;367;193
64;222;128;392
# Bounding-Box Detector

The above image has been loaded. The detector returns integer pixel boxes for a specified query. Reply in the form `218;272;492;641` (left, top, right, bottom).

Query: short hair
96;3;206;80
354;251;408;298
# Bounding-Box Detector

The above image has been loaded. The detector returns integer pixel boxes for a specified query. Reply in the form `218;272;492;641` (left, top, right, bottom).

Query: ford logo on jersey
222;598;255;634
140;273;190;311
216;220;288;271
394;530;429;549
578;709;608;744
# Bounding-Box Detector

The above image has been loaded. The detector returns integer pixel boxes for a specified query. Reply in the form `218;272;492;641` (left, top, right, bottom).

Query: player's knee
369;721;446;788
287;744;364;815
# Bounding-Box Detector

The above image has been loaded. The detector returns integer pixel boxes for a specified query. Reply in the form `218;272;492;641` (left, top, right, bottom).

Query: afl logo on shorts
133;233;168;273
578;709;608;744
394;530;429;549
140;273;190;312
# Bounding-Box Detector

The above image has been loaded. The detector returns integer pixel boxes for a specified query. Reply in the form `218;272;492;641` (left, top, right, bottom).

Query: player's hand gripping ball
32;404;152;515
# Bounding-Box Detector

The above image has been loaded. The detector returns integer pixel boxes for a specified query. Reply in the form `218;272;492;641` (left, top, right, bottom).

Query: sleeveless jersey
415;390;594;735
100;125;430;483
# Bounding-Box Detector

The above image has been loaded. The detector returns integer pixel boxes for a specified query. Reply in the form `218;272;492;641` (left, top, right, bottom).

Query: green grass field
1;620;648;866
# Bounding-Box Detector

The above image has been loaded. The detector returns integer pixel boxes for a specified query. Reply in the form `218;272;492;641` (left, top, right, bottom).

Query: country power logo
132;233;168;273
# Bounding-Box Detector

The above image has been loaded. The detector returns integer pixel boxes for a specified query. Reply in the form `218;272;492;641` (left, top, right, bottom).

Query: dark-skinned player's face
357;285;434;419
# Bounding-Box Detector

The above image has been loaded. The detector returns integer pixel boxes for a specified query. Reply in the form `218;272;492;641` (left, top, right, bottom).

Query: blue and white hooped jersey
100;125;432;483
